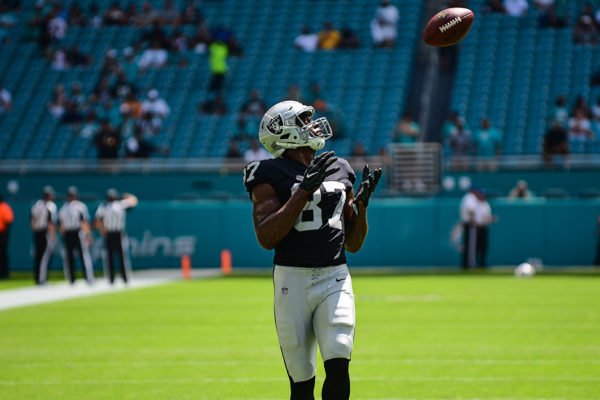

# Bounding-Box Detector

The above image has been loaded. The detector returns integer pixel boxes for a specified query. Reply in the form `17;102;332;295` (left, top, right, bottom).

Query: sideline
0;269;221;312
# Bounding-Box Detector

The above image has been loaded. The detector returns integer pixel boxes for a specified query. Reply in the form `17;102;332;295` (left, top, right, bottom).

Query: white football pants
273;264;355;383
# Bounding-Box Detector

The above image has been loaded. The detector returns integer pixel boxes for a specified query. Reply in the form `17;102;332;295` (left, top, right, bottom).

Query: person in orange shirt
318;22;341;50
0;192;15;279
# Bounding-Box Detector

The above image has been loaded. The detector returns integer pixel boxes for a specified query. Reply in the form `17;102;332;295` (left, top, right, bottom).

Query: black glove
299;151;339;192
355;165;382;207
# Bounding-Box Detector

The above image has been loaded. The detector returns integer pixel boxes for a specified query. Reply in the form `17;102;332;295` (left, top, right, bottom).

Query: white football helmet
258;100;332;158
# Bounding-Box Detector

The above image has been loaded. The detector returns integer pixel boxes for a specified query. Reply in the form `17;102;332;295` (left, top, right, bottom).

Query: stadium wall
6;199;599;272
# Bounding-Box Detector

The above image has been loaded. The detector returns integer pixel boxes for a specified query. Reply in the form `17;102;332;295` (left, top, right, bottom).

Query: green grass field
1;274;599;400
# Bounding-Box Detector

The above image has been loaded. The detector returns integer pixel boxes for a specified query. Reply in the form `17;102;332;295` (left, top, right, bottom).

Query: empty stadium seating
452;0;600;155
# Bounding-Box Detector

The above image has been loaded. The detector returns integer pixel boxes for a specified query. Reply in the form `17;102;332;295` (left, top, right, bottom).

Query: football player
243;100;381;400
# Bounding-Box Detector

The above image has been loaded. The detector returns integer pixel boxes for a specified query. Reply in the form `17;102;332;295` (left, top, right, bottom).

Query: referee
94;189;138;284
30;186;58;284
58;186;94;284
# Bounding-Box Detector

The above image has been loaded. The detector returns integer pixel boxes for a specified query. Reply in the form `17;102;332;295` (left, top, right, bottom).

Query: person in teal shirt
393;112;420;144
473;118;502;158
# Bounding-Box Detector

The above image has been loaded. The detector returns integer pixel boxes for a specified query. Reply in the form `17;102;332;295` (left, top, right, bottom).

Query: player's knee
329;333;353;359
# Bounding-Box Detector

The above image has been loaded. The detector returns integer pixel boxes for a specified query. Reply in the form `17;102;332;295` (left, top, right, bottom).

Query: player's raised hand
355;165;382;207
299;151;339;193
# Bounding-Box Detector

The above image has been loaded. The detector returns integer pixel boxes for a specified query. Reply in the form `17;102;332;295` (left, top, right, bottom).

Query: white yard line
0;269;221;312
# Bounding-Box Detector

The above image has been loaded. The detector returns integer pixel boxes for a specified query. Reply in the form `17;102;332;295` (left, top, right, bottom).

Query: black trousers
104;232;129;283
0;231;8;279
33;230;53;284
462;223;477;269
63;230;94;283
476;226;489;268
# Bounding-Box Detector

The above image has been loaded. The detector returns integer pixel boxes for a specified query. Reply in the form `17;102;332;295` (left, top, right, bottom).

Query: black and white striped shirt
30;200;57;232
95;199;134;233
59;200;90;231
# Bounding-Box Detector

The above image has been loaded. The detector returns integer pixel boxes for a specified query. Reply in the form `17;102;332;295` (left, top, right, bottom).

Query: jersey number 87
291;181;346;232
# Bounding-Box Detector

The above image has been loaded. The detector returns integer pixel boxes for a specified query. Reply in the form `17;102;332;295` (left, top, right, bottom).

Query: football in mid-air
423;7;474;47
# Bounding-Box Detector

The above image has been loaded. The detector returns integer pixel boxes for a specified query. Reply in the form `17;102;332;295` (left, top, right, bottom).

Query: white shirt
294;33;319;52
48;16;67;39
141;98;170;118
31;200;57;231
59;200;90;231
376;4;400;26
138;48;168;68
244;148;273;163
0;88;11;111
460;192;478;223
504;0;529;16
95;199;134;232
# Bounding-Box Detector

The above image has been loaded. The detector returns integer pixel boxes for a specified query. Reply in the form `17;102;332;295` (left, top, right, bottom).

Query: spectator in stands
393;112;420;144
141;89;170;130
305;81;325;107
62;101;84;125
161;0;181;25
208;39;229;92
70;81;86;109
121;47;139;80
447;118;472;170
0;3;16;44
543;120;569;165
122;91;143;119
111;72;136;101
199;94;228;116
67;45;93;67
550;94;569;125
47;84;68;118
50;48;69;71
97;99;122;128
88;2;103;28
318;22;341;50
371;0;399;48
0;192;14;280
225;139;242;159
314;99;346;139
591;96;600;122
504;0;529;16
509;180;534;199
79;111;100;139
473;118;502;171
241;89;268;117
134;2;160;27
339;26;360;49
138;39;168;70
104;2;127;26
126;127;162;158
534;0;568;28
0;84;12;113
351;142;368;159
233;114;257;142
244;139;272;162
285;84;305;103
191;25;212;54
485;0;506;13
94;119;121;159
294;25;319;52
68;3;86;27
568;109;595;141
183;2;203;25
574;4;598;45
48;10;68;40
573;95;591;118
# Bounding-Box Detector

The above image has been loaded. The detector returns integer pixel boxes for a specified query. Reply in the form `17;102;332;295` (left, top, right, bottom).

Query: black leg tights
289;376;315;400
322;358;350;400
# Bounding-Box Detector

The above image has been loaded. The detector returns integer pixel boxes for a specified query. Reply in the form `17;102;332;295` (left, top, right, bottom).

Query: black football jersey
243;156;356;268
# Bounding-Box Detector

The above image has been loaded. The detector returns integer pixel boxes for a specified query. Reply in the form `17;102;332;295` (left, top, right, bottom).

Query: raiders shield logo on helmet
266;115;283;134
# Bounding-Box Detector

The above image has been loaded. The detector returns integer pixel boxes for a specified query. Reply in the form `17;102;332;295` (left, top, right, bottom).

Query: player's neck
285;147;316;167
